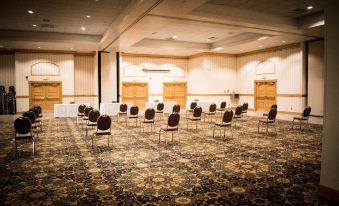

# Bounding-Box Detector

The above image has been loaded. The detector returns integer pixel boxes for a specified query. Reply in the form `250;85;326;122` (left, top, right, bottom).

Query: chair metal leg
158;130;161;143
266;123;268;134
32;139;35;156
223;127;226;137
172;132;174;142
257;121;260;133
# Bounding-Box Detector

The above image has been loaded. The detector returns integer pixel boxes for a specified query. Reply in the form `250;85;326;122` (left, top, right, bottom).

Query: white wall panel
0;54;15;89
101;51;117;103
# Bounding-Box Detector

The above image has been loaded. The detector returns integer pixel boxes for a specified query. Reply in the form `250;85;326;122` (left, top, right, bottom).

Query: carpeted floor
0;113;331;205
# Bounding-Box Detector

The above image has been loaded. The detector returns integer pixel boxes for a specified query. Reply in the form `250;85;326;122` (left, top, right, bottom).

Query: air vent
41;24;55;28
208;37;218;40
288;8;307;14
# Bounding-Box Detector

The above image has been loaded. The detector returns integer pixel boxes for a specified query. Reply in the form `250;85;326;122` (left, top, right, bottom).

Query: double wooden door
163;82;187;108
254;80;277;111
122;82;148;109
29;81;62;111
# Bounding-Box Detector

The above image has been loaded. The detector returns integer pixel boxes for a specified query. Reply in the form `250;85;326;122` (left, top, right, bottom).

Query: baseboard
318;184;339;204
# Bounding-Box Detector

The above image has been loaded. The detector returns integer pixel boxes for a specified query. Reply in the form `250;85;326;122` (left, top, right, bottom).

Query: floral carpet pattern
0;113;331;205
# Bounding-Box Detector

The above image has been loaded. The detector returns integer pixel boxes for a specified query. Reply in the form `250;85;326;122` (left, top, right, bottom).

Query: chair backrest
23;111;36;124
220;101;226;109
209;103;217;112
130;106;139;115
34;105;42;115
120;104;128;112
168;113;180;127
268;108;277;121
157;103;164;111
14;117;32;134
30;107;39;119
193;106;203;118
172;104;181;113
84;106;93;117
271;104;278;109
190;102;197;109
97;115;112;131
302;106;312;117
88;109;100;123
235;106;243;115
145;108;155;120
222;110;233;124
78;104;86;114
242;102;249;111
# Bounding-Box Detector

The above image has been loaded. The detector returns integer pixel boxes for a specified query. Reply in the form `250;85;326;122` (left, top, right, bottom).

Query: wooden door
254;80;277;111
122;82;148;109
163;82;187;108
29;81;62;111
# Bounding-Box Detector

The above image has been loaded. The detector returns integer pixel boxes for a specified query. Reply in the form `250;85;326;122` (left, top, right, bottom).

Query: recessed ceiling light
86;15;91;18
27;10;34;14
258;45;263;48
0;45;4;48
213;47;224;51
257;36;269;41
307;6;313;10
37;46;41;49
81;26;86;31
240;49;243;52
172;35;177;39
70;48;74;50
32;24;37;27
282;40;286;43
127;51;131;53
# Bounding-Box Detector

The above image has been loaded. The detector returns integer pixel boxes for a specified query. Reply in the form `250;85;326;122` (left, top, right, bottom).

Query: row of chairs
0;85;16;114
13;106;43;156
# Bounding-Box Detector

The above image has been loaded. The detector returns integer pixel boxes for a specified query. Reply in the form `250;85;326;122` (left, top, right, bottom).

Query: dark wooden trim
98;51;102;105
318;184;339;204
121;52;188;59
116;52;120;103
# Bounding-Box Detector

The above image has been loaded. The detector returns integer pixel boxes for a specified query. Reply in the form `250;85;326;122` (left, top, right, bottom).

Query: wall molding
121;52;188;59
189;52;236;59
236;43;301;57
64;94;98;97
187;93;231;96
1;49;95;56
239;93;307;97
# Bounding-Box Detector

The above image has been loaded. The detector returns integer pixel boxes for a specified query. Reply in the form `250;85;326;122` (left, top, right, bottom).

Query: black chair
258;108;277;134
118;103;128;122
127;106;139;126
172;104;181;113
30;107;42;130
186;101;197;117
242;102;249;118
213;110;233;138
233;105;243;127
204;103;217;122
92;115;112;149
216;101;227;116
186;106;203;130
77;104;86;124
86;109;100;137
140;108;156;133
14;117;35;156
156;103;164;119
82;106;93;128
34;105;43;119
159;113;180;143
22;111;39;138
263;104;277;117
292;106;312;130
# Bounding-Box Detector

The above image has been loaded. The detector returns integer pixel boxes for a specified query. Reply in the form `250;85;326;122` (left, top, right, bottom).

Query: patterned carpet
0;113;331;205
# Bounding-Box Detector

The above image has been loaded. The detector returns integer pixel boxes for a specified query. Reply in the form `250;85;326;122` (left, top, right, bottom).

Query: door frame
254;79;277;111
29;81;62;109
163;81;187;106
121;82;149;105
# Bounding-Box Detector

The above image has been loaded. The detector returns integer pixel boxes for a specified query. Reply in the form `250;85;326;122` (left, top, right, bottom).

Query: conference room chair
85;109;100;137
172;104;181;113
117;103;128;122
34;105;43;126
257;108;278;134
263;104;278;117
158;112;180;143
203;103;217;123
22;110;39;138
14;117;35;157
242;102;249;119
213;110;234;138
186;101;197;117
216;101;227;117
30;107;42;131
140;108;156;133
91;115;112;149
186;106;203;130
77;104;86;125
292;106;312;131
127;106;139;126
156;102;164;120
233;105;243;127
82;106;93;128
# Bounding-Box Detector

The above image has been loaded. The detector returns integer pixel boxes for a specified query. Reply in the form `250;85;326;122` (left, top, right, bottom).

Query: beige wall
237;44;306;113
0;54;15;90
101;51;117;103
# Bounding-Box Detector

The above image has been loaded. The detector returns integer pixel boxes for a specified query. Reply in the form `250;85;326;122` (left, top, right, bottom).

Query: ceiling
0;0;327;55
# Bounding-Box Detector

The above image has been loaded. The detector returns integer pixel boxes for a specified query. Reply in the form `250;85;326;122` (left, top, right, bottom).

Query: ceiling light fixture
172;35;177;39
258;45;263;48
81;26;86;31
37;46;41;49
213;47;224;51
307;6;313;10
70;48;74;50
27;10;34;14
282;40;286;43
240;49;243;52
257;36;268;41
0;45;4;48
32;24;37;27
86;15;91;18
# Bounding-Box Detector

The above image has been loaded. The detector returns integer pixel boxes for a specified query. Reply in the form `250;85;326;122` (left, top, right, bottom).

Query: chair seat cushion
216;108;225;111
204;112;216;115
186;109;193;112
36;119;41;123
161;126;178;131
119;112;127;115
156;110;164;113
95;131;111;136
129;115;138;118
215;122;232;127
143;119;154;123
263;113;268;116
39;114;43;118
16;135;33;140
234;115;241;118
187;117;201;121
78;113;85;117
83;117;89;120
242;111;247;113
294;116;308;121
87;123;97;126
259;118;275;123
